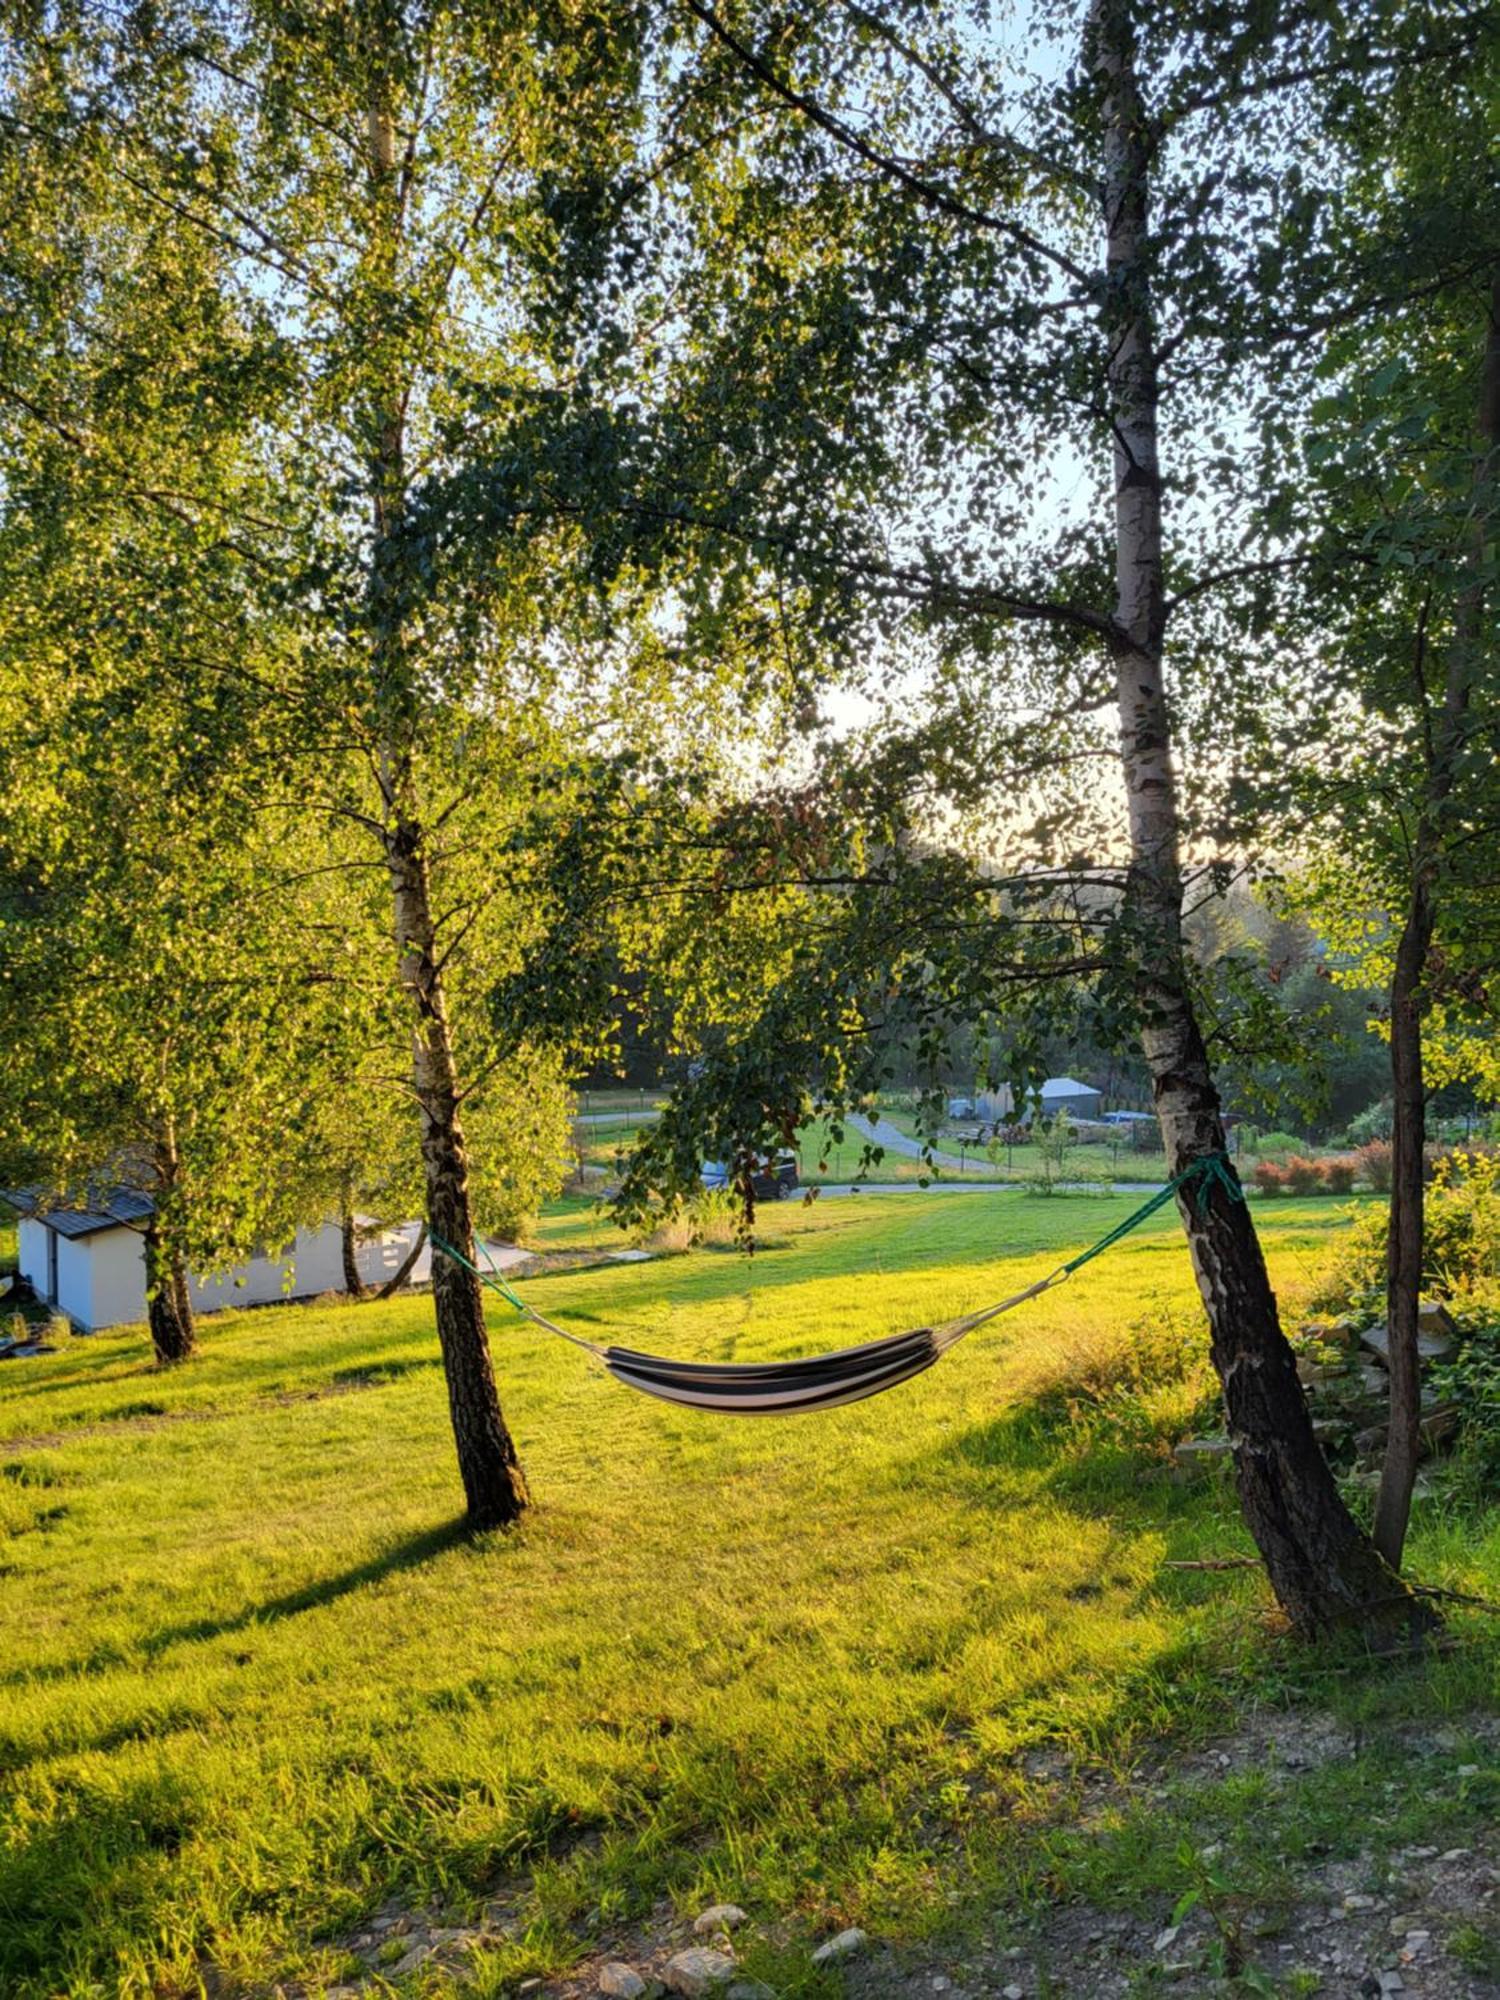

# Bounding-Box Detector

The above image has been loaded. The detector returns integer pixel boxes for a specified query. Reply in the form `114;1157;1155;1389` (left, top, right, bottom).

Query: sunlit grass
1;1192;1494;1997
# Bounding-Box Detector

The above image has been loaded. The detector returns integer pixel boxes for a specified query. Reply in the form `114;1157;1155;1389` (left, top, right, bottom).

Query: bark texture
1377;891;1431;1566
1090;0;1431;1639
144;1127;197;1365
144;1223;196;1365
387;818;529;1526
341;1195;369;1301
362;70;529;1528
1374;270;1500;1566
373;1221;428;1302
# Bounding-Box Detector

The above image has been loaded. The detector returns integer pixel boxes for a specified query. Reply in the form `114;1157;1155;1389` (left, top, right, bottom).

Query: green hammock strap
431;1150;1241;1329
1058;1149;1244;1277
430;1231;528;1312
429;1231;606;1354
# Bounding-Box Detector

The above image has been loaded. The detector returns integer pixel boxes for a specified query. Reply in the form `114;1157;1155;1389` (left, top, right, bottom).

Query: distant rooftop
0;1185;156;1239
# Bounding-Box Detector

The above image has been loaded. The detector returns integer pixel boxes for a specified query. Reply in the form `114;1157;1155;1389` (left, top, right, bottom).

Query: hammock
429;1154;1239;1418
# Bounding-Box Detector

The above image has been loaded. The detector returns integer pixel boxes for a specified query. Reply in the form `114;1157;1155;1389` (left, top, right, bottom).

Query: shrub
1343;1099;1394;1146
1319;1156;1357;1194
1312;1149;1500;1308
1355;1139;1393;1192
1281;1155;1324;1195
1250;1130;1305;1157
1429;1305;1500;1486
634;1190;741;1252
1252;1159;1288;1195
689;1191;740;1246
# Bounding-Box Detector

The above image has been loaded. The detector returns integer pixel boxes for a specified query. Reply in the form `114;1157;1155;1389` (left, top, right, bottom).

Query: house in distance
1;1187;455;1333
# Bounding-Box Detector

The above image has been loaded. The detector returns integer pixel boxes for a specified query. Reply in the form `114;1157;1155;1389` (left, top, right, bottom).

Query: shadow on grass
0;1518;474;1702
139;1515;474;1658
894;1391;1243;1579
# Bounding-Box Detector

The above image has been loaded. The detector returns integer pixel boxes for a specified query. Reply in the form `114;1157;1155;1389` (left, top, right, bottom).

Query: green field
2;1193;1498;1998
572;1121;1000;1186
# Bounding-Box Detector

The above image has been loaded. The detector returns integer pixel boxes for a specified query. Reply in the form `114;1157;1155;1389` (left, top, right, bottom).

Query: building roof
1040;1076;1098;1098
0;1186;156;1238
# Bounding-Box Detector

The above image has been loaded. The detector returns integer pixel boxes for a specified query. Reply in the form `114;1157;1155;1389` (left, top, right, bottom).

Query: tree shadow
139;1516;474;1658
0;1517;474;1703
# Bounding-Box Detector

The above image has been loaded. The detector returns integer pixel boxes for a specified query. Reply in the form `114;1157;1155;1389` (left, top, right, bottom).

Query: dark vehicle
701;1153;800;1200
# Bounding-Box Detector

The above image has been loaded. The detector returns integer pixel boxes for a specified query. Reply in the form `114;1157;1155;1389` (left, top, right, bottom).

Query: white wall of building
53;1234;93;1326
90;1228;153;1332
16;1218;48;1301
13;1212;518;1333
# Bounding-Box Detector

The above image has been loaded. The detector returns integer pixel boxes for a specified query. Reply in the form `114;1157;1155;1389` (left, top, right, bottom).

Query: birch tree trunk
1089;0;1430;1639
145;1127;196;1365
373;1221;428;1302
1374;271;1500;1567
363;70;529;1528
341;1178;369;1300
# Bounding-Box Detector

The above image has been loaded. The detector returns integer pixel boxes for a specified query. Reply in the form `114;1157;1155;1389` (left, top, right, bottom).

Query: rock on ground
599;1965;648;1999
812;1929;870;1965
693;1906;748;1936
663;1947;737;1997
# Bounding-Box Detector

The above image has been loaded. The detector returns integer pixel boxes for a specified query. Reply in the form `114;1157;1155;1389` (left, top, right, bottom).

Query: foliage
1315;1153;1500;1303
1344;1101;1396;1146
1356;1141;1394;1193
631;1189;741;1252
1430;1305;1500;1487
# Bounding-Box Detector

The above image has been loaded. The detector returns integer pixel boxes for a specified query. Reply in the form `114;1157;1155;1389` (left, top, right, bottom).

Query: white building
2;1190;492;1333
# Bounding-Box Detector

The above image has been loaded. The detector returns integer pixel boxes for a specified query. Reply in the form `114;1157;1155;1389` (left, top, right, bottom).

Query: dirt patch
297;1709;1500;1999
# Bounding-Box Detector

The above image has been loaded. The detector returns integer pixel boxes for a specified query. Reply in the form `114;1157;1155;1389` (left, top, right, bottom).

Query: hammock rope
430;1153;1241;1417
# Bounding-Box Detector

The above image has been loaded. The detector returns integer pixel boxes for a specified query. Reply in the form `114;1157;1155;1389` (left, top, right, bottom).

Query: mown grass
571;1121;999;1185
1;1192;1497;1999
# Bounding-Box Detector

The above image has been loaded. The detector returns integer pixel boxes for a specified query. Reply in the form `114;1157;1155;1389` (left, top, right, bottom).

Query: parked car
1101;1110;1155;1126
701;1154;800;1200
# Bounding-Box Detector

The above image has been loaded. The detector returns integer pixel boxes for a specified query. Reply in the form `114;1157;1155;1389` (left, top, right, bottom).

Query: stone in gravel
1003;1987;1024;2000
1360;1322;1455;1367
519;1981;543;1995
392;1942;434;1977
726;1981;774;2000
1153;1927;1179;1953
811;1929;868;1965
600;1965;648;1999
1377;1973;1405;1996
664;1948;737;1996
693;1906;748;1936
1172;1437;1232;1470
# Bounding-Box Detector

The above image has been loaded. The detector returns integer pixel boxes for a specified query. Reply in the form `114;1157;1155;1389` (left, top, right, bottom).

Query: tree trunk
1373;270;1500;1567
143;1220;196;1365
1375;886;1431;1566
363;76;529;1529
372;1221;428;1302
1090;0;1432;1641
341;1182;369;1300
144;1124;197;1364
387;819;529;1526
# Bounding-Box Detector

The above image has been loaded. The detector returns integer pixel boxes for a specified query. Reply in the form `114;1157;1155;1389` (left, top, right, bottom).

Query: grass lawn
2;1193;1498;1998
571;1122;1002;1186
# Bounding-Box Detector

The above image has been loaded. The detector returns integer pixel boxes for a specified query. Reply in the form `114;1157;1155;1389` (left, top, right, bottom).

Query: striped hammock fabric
507;1272;1067;1416
429;1154;1236;1418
